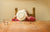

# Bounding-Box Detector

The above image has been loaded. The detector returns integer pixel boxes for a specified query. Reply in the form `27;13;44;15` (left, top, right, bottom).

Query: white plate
16;10;27;21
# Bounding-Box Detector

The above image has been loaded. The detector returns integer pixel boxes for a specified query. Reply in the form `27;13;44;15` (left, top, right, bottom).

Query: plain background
0;0;50;22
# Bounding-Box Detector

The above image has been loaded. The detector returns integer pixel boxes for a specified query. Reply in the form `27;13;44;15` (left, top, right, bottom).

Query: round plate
16;10;27;21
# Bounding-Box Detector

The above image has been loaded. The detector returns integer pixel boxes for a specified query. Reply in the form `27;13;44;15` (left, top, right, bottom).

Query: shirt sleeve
15;19;19;21
12;19;19;21
29;16;36;21
12;19;15;21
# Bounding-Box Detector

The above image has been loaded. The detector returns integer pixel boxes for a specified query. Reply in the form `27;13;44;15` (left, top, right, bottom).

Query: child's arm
29;16;36;21
12;15;17;21
26;14;30;20
26;15;36;21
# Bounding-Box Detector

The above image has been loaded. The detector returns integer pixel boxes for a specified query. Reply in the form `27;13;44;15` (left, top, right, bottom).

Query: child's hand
12;15;17;19
26;14;29;19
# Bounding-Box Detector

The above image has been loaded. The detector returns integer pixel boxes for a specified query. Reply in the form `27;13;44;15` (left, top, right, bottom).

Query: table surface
0;21;50;32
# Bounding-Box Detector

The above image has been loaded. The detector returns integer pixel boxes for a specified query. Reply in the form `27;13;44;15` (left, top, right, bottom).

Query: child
12;10;36;21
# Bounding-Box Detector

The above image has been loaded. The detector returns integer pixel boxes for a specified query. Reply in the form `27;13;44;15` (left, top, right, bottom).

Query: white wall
0;0;50;22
